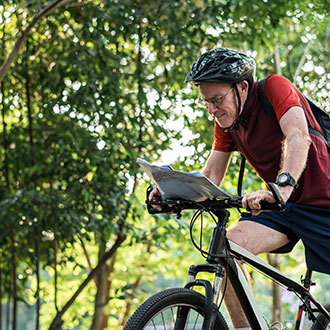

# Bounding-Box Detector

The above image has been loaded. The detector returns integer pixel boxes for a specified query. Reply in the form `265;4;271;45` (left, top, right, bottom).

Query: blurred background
0;0;329;329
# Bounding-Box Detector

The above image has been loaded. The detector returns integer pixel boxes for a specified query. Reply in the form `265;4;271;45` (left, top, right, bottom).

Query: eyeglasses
200;87;234;108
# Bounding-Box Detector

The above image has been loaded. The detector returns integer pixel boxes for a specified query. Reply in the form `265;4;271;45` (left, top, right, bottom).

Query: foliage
0;0;329;329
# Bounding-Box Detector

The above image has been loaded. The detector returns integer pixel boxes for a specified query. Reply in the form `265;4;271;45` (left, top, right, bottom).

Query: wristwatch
276;172;298;189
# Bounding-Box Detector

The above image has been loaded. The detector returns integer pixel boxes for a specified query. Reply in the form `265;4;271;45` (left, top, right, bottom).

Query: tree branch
48;234;126;330
293;42;312;86
0;0;75;84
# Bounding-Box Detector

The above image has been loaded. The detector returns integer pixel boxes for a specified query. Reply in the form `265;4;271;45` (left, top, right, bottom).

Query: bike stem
207;209;230;264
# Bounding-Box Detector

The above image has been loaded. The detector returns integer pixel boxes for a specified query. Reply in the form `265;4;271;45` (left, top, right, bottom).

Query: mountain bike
124;183;330;330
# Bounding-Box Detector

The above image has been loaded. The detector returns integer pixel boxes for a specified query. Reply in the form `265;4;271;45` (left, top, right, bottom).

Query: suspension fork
176;264;225;330
174;223;227;329
174;211;228;330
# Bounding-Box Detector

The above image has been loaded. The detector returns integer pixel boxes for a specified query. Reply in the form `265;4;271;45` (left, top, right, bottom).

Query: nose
207;102;217;116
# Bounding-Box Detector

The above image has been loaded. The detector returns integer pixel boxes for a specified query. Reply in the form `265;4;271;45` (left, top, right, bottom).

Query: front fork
174;213;228;330
173;263;225;330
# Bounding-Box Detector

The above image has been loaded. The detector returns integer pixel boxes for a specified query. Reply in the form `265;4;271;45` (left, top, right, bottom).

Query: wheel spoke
170;307;175;324
192;311;200;330
151;318;157;329
145;306;207;330
160;311;166;329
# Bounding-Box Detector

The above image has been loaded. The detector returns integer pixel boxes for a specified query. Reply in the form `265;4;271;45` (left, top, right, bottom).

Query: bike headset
185;48;256;133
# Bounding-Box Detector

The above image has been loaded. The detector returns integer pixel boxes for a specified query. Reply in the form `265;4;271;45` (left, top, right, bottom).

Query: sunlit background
0;0;329;329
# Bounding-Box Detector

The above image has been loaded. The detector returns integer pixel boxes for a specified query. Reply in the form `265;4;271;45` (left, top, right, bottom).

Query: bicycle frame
146;195;329;330
226;239;329;329
184;218;330;330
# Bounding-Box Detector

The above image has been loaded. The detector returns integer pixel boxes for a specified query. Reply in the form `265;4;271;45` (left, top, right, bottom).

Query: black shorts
239;202;330;275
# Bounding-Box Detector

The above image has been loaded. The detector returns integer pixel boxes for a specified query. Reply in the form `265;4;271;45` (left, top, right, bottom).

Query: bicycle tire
124;287;229;330
310;303;330;330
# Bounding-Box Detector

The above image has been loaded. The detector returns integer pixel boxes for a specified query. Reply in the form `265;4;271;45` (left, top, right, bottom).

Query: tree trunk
1;81;7;330
53;239;59;313
25;39;41;329
6;292;10;330
40;84;59;314
1;81;9;188
0;252;2;330
90;246;111;330
1;75;10;330
267;254;282;323
274;45;281;77
10;226;17;330
293;43;311;86
34;236;40;330
119;277;142;327
48;234;125;330
119;238;153;327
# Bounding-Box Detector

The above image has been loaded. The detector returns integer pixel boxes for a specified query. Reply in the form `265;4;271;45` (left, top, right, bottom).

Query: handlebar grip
245;183;286;212
259;201;284;211
235;196;285;212
146;185;172;214
147;203;172;214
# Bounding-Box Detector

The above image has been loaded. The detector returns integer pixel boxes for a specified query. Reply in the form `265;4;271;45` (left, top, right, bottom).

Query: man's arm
277;105;312;201
242;105;311;209
201;150;232;186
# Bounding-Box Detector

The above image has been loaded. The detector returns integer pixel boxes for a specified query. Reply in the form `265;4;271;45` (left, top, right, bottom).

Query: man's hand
242;184;292;215
148;185;162;212
242;190;276;215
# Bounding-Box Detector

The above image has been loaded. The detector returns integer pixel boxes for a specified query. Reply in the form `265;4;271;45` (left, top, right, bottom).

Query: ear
238;80;249;94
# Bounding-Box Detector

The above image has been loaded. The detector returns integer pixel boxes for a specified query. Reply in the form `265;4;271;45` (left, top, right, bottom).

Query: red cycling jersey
213;74;330;207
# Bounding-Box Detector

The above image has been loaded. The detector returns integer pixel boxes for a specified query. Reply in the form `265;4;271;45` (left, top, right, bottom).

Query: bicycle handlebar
146;182;286;216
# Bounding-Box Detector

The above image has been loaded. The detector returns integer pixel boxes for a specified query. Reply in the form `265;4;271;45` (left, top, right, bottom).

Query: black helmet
185;48;255;84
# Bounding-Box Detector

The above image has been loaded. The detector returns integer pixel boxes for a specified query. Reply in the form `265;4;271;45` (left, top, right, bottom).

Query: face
198;81;248;128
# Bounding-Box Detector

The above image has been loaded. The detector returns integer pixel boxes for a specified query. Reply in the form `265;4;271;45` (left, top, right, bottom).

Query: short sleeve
212;121;236;152
264;74;302;121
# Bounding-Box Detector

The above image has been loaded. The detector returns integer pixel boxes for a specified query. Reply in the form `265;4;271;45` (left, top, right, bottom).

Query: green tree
0;0;329;329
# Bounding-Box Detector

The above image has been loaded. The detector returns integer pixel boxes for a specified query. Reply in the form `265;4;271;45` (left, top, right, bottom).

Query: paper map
137;158;232;201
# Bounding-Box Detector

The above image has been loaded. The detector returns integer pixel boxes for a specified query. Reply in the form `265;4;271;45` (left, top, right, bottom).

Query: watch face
278;173;288;183
276;173;297;189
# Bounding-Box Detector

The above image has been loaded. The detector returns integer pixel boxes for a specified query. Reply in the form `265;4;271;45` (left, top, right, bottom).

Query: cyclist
149;47;330;330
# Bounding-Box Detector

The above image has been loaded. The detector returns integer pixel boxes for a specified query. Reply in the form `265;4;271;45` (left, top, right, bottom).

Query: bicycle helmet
185;48;255;85
185;48;256;133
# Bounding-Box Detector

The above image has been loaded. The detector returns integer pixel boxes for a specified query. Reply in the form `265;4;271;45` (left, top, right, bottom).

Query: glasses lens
199;87;232;108
213;96;224;106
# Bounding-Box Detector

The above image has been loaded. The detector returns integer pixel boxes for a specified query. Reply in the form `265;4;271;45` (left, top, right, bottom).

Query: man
150;48;330;329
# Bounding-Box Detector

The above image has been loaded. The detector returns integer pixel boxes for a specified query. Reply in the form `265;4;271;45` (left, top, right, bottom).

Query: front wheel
124;288;229;330
310;303;330;330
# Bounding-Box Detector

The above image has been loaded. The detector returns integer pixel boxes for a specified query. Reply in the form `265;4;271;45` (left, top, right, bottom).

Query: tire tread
124;288;228;330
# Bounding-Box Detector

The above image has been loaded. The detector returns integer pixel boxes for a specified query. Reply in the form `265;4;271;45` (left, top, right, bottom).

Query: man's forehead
198;82;231;95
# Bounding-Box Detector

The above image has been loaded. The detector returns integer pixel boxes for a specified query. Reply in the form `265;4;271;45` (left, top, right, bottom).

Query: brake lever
267;182;286;211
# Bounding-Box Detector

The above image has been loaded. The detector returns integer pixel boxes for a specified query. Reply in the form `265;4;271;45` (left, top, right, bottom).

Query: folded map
137;158;232;201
